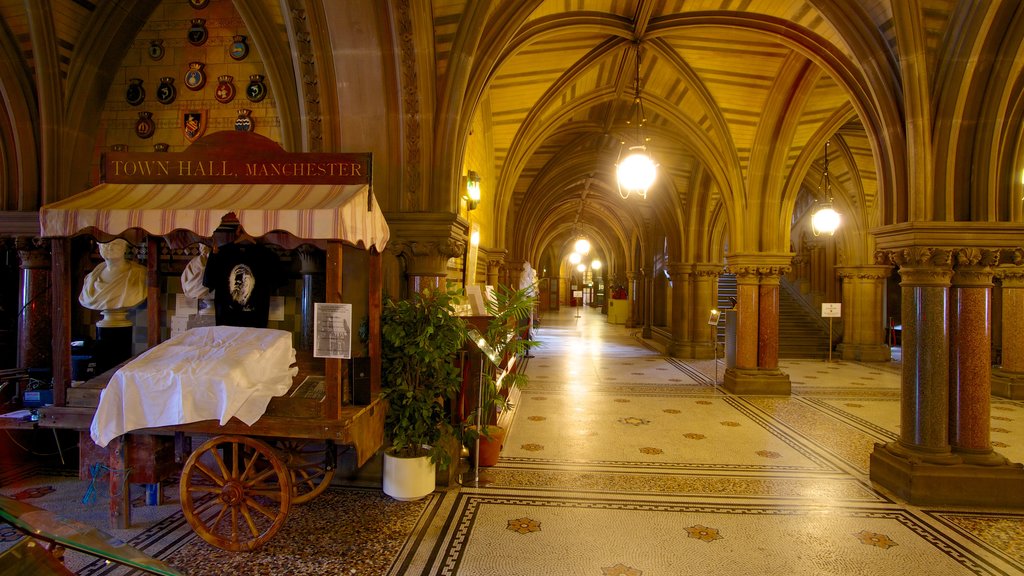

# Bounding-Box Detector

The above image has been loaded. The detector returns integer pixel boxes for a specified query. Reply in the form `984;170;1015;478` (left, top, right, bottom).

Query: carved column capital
665;262;691;281
15;236;50;270
951;248;999;287
886;247;953;286
996;264;1024;288
693;263;723;278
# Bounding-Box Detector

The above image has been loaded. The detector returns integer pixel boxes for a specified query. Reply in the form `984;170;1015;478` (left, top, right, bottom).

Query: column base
991;367;1024;400
722;367;791;395
667;341;716;359
870;442;1024;508
837;342;892;363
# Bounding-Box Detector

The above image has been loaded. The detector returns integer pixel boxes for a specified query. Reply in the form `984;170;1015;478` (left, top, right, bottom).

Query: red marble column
16;238;51;370
997;267;1024;373
949;250;1001;463
734;269;759;370
757;277;780;370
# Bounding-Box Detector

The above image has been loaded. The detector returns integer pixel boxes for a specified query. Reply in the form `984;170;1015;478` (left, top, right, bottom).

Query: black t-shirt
202;243;281;328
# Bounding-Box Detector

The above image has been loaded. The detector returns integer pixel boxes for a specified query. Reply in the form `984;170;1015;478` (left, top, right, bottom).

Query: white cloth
181;250;213;301
90;326;298;447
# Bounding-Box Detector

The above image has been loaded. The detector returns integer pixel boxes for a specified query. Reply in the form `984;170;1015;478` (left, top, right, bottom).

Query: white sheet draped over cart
39;182;388;251
90;327;298;447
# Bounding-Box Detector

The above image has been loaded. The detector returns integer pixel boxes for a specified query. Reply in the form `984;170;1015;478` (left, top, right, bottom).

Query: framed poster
314;302;352;359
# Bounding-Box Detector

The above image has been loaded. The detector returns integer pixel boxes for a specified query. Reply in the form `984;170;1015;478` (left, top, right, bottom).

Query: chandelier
810;140;840;236
616;42;657;199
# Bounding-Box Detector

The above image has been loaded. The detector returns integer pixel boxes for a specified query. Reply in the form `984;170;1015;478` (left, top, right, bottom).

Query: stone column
993;261;1024;399
16;237;52;370
386;212;467;296
486;259;501;287
757;271;780;370
835;263;892;362
692;264;721;358
948;248;1002;464
871;246;1024;507
722;255;792;394
642;268;653;338
665;263;690;357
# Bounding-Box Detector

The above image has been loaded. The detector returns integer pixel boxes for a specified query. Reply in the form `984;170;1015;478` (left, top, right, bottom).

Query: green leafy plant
380;285;467;469
466;283;539;440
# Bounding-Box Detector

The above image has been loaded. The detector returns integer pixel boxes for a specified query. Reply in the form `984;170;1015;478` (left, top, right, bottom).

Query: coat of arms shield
183;111;207;143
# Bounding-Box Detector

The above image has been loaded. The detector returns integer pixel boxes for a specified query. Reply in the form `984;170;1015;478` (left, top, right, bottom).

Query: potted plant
466;283;539;466
380;285;466;500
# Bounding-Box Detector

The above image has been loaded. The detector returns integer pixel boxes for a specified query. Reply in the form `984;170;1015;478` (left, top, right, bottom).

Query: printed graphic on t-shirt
229;264;255;309
202;243;281;328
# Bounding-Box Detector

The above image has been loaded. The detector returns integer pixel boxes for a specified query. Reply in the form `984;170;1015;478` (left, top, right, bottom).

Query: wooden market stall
22;131;389;551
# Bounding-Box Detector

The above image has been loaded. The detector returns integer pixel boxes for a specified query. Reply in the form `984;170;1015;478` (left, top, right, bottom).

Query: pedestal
96;326;133;372
722;367;791;395
870;442;1024;508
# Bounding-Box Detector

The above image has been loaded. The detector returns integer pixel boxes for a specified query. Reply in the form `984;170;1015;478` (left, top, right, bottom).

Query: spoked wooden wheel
180;435;292;551
274;439;336;504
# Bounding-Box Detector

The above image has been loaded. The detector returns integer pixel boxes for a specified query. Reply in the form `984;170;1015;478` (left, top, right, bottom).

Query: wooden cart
24;132;388;551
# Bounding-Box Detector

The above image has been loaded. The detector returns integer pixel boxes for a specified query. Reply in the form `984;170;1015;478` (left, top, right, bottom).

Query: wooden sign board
102;131;370;185
821;303;842;318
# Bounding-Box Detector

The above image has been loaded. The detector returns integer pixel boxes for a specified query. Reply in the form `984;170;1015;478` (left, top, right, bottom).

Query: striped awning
39;182;389;251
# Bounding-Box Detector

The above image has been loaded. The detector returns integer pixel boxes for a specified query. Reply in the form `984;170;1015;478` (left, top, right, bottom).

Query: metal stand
460;353;489;487
827;317;833;363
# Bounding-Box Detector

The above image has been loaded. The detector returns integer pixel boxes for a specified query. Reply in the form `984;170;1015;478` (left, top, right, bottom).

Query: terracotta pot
472;426;506;467
382;450;435;501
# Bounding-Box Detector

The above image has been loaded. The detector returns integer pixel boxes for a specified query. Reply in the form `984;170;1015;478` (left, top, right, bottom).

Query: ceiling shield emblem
215;75;235;104
246;74;267;102
188;0;210;8
229;35;249;61
234;109;254;132
184;62;206;91
148;40;165;61
183;111;207;143
125;78;145;106
187;18;208;46
135;111;155;139
156;77;176;105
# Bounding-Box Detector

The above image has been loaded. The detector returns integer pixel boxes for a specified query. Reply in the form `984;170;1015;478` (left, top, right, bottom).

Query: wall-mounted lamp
465;170;481;210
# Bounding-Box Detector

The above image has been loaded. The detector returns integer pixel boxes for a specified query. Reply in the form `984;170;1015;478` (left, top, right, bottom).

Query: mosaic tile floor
394;307;1024;575
1;306;1023;575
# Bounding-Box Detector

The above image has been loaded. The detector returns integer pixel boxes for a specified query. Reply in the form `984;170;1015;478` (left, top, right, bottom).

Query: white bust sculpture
78;239;147;326
181;243;214;306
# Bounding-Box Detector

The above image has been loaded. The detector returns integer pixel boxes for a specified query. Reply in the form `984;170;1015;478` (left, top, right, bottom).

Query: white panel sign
821;303;842;318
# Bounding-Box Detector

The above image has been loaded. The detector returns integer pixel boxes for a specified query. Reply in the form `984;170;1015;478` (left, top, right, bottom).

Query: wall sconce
465;170;481;210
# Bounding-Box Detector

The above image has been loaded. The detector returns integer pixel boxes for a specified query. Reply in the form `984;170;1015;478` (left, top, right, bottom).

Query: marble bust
78;239;147;317
181;243;214;303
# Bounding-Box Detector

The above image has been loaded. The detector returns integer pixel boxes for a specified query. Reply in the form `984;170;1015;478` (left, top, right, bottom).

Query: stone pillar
757;272;780;370
16;237;52;370
722;255;791;394
486;259;501;287
692;264;720;358
642;268;653;338
870;246;1024;507
993;262;1024;399
835;263;892;362
665;263;690;357
386;213;467;296
948;248;1001;464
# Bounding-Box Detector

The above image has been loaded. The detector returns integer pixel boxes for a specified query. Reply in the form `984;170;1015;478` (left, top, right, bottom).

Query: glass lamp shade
591;259;602;270
574;237;591;254
576;263;587;273
616;146;657;196
569;252;582;265
811;204;841;236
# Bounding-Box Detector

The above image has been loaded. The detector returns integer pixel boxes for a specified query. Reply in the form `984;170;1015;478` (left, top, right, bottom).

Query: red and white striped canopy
39;182;389;251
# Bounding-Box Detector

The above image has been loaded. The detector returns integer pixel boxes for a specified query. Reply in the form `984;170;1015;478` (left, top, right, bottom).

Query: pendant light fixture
810;140;840;236
615;41;657;199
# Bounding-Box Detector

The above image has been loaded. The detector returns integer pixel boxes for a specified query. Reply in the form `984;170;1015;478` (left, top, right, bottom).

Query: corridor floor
2;305;1023;575
393;305;1024;575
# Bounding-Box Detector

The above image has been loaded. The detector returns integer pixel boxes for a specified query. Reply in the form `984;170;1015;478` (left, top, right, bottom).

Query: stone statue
78;239;147;327
181;243;215;312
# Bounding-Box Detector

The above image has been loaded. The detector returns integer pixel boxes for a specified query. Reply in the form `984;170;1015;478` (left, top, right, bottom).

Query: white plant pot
382;450;435;501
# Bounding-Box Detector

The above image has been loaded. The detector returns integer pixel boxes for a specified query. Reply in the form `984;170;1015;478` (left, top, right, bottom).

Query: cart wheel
275;439;336;504
179;435;292;551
